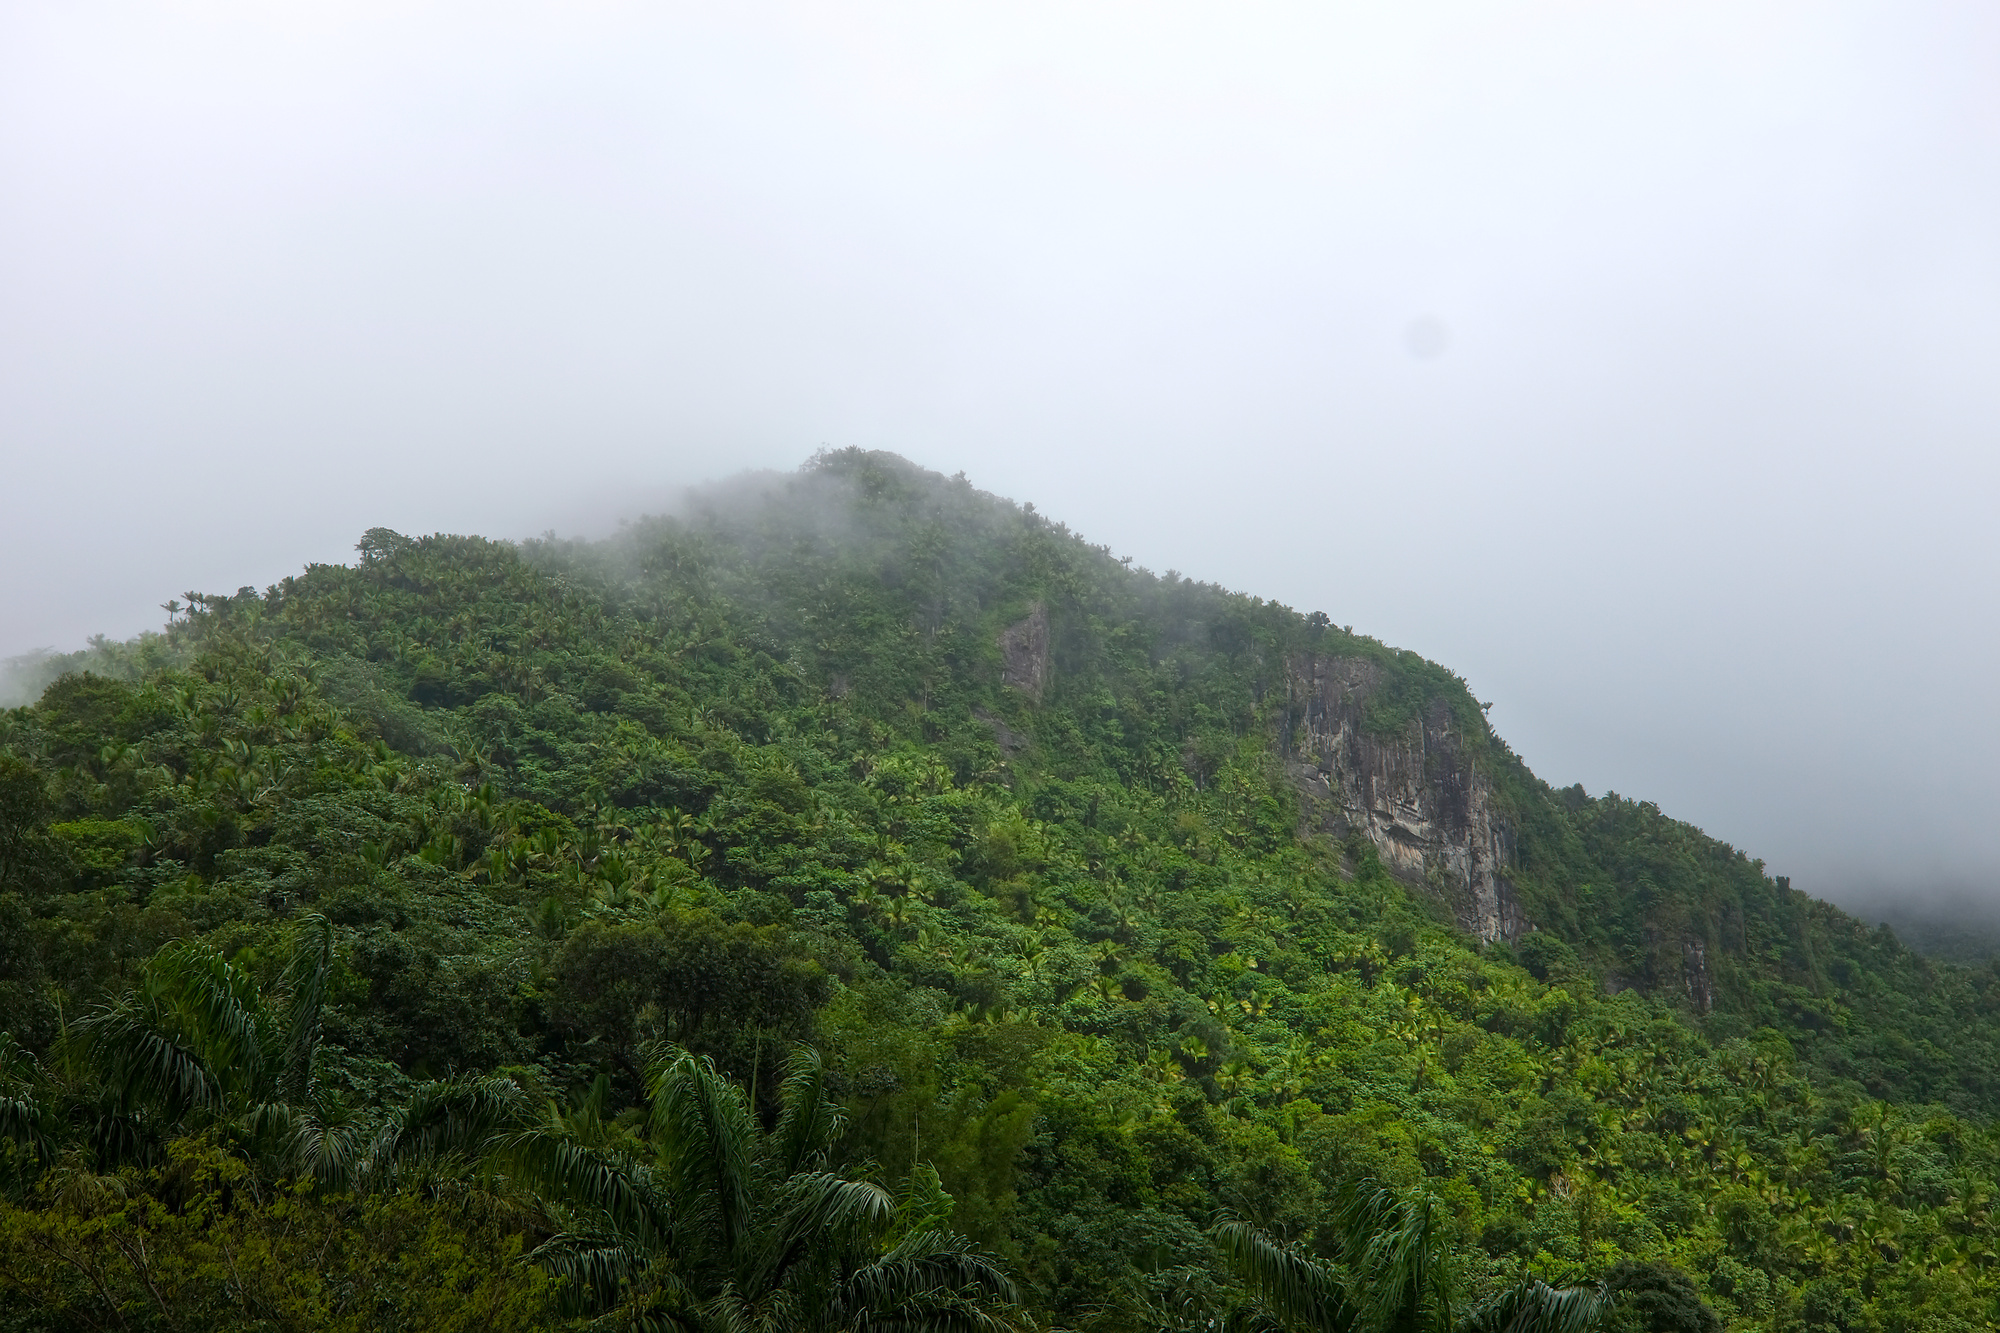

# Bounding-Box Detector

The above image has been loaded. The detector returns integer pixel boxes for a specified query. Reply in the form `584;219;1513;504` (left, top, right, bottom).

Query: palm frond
241;1097;302;1148
1337;1183;1451;1333
1456;1282;1608;1333
0;1093;55;1167
491;1127;669;1248
870;1231;1019;1305
0;1034;55;1168
283;1106;365;1188
771;1045;845;1176
699;1280;788;1333
277;913;334;1101
1211;1219;1354;1333
141;941;270;1085
368;1074;525;1182
895;1163;955;1234
827;1233;1022;1333
751;1173;896;1292
647;1047;761;1258
1330;1182;1401;1250
85;1105;153;1170
48;1160;131;1217
0;1031;40;1091
626;1312;707;1333
81;1004;222;1121
530;1230;657;1311
846;1300;1021;1333
782;1172;896;1240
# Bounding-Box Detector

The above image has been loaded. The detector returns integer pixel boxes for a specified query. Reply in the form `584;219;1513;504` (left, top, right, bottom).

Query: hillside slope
4;450;1998;1331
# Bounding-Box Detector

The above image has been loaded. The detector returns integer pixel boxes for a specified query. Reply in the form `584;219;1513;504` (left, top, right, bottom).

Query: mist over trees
3;452;1996;1330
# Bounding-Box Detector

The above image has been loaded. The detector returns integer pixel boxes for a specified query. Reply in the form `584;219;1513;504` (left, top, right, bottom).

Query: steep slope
5;449;2000;1332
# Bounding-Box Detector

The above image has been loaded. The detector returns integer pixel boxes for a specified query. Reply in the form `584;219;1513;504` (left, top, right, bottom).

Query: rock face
1280;655;1528;944
999;604;1050;701
1682;940;1713;1014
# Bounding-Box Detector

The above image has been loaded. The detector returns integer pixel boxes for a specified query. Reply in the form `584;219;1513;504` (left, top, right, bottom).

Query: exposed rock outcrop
1682;940;1713;1014
999;604;1050;701
1281;655;1527;944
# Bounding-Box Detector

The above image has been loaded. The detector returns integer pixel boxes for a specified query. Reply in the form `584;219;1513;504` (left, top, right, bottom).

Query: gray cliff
1279;654;1528;945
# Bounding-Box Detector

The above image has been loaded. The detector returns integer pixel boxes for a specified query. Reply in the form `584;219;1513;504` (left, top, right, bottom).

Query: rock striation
1279;655;1528;944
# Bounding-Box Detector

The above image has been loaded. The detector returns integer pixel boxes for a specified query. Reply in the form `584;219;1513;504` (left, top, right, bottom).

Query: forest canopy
3;450;1996;1332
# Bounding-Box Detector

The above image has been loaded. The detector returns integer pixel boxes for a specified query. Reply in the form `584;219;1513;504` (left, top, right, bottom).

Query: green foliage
0;1141;561;1332
5;450;2000;1330
1599;1262;1721;1333
545;911;832;1081
495;1045;1020;1332
1215;1186;1609;1333
0;756;69;896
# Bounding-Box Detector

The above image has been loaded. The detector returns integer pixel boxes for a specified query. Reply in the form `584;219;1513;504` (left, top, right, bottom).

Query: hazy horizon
5;2;1998;918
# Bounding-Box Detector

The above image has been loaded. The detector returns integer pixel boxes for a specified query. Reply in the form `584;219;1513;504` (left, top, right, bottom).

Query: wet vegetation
4;451;1998;1331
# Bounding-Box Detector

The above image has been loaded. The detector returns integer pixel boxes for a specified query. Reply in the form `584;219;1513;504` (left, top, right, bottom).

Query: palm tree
2;920;543;1200
0;1031;56;1176
365;1071;532;1190
78;914;361;1183
1214;1184;1607;1333
493;1044;1021;1333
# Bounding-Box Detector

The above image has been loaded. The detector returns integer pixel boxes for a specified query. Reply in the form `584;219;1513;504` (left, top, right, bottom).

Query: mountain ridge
5;447;2000;1330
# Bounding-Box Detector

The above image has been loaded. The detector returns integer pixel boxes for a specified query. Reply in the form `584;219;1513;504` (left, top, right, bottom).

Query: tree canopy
3;451;1994;1331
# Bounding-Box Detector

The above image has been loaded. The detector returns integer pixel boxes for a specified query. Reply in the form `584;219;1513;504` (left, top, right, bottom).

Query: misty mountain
3;450;1997;1329
1850;896;2000;967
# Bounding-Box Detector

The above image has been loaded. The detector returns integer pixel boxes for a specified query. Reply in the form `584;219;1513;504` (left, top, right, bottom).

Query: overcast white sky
4;1;1998;909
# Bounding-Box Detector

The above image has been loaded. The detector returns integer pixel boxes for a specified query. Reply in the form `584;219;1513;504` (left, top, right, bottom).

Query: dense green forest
4;450;1998;1332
